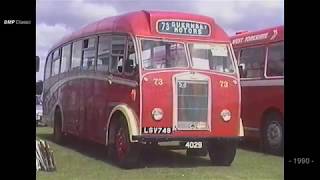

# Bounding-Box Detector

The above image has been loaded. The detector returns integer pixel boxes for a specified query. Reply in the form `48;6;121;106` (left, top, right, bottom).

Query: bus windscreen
141;40;188;70
189;43;235;73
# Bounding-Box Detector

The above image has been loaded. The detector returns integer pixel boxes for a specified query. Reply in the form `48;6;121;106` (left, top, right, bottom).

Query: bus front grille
176;80;209;130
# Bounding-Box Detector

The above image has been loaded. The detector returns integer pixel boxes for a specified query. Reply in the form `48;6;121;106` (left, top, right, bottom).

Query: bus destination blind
157;20;210;36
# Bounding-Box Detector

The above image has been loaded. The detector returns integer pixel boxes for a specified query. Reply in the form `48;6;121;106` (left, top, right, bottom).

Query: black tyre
262;112;283;155
53;108;65;144
207;139;238;166
109;116;141;169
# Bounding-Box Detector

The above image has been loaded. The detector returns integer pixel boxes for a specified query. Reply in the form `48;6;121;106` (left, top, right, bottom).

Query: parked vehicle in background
36;56;40;72
36;95;43;126
42;10;243;168
231;26;284;155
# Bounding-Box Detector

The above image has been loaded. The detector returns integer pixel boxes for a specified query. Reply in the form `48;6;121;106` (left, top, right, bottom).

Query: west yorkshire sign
157;20;210;36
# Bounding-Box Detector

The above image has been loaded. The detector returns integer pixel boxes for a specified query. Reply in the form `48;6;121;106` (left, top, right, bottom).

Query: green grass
36;127;283;180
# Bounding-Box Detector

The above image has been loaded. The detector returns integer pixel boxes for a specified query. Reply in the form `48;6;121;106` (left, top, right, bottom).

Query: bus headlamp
152;108;163;121
221;109;231;122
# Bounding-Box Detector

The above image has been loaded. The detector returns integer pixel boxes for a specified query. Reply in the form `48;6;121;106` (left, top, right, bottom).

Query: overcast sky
36;0;284;81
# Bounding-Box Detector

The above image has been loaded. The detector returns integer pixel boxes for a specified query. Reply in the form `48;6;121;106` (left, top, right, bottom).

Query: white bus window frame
264;42;284;79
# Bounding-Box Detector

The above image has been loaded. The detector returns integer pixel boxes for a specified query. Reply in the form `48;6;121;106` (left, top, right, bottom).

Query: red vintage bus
42;10;243;168
231;26;284;154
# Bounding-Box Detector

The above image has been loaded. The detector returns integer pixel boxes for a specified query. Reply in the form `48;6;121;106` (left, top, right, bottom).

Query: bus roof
230;25;283;48
49;10;230;52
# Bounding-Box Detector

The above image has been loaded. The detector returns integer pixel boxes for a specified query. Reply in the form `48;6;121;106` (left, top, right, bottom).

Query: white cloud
261;0;283;9
69;0;118;25
194;2;243;26
37;0;118;28
36;0;118;80
194;0;283;31
36;23;73;52
36;23;73;81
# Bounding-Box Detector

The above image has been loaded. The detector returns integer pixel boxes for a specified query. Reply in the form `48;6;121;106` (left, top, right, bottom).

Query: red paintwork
141;70;240;137
115;128;129;161
43;11;241;146
240;84;283;137
231;25;284;139
231;26;283;47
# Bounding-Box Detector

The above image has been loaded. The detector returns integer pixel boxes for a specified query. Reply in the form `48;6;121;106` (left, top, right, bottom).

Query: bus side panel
108;80;137;119
241;85;284;136
42;80;51;126
79;76;96;141
90;75;140;145
94;78;111;144
60;80;74;132
62;76;81;135
44;76;59;127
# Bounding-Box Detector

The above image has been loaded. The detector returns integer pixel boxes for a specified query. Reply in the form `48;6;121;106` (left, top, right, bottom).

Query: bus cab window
111;56;123;73
116;57;123;72
124;38;136;74
111;36;126;74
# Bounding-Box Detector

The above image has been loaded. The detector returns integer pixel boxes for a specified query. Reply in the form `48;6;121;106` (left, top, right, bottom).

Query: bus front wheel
207;139;238;166
109;116;141;169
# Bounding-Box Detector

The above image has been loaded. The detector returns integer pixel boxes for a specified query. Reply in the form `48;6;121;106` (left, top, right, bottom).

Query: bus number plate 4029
185;142;202;149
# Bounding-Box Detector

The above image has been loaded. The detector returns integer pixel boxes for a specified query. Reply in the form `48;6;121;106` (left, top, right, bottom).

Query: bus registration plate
185;141;203;149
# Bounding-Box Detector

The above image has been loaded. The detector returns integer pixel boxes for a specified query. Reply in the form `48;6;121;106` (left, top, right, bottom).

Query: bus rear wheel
262;113;283;155
109;117;141;169
207;139;238;166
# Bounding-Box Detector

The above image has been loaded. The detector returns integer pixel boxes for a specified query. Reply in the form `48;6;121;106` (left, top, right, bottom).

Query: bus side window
97;35;111;73
51;48;61;76
266;42;284;77
71;40;82;70
239;46;266;78
111;36;126;74
44;54;52;80
124;37;137;75
61;44;71;73
82;38;97;71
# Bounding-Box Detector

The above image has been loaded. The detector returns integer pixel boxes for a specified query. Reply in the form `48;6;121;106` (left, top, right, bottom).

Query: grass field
36;127;283;180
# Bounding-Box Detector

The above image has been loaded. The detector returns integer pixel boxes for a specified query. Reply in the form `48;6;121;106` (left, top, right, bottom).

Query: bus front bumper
132;135;242;143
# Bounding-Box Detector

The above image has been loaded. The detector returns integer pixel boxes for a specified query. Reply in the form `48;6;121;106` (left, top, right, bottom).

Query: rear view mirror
36;56;40;72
